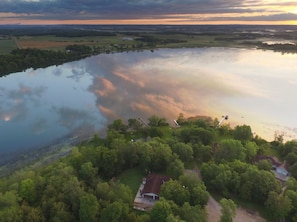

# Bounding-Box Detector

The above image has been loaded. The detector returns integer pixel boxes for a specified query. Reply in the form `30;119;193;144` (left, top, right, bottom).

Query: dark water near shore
1;47;297;164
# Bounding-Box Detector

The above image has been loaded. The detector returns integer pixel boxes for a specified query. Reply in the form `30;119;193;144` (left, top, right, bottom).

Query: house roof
142;174;171;196
255;155;281;167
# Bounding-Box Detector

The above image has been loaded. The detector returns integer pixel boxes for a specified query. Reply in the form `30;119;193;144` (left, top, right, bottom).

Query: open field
18;40;97;50
11;32;252;52
0;24;297;54
0;26;295;55
15;34;139;50
0;38;17;54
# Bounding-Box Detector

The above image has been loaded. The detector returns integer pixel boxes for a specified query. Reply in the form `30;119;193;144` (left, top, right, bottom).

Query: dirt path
206;196;221;222
234;208;266;222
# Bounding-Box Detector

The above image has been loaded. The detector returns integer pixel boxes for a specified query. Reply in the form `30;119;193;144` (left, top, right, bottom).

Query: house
255;155;281;168
141;174;171;200
276;166;288;176
255;155;289;183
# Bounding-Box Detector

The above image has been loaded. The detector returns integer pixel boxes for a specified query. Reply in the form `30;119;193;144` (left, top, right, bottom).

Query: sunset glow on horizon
0;0;297;25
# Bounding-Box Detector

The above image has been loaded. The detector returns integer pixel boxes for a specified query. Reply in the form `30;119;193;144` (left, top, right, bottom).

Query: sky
0;0;297;25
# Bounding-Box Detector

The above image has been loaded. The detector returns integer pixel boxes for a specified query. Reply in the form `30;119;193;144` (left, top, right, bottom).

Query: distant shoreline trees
0;46;92;77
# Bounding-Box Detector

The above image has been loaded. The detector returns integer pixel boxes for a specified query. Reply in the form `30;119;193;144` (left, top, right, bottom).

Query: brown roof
255;155;281;167
142;174;171;196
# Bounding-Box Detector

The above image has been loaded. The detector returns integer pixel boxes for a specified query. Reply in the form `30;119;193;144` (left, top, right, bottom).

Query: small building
255;155;289;184
141;174;171;200
276;166;288;176
255;155;281;168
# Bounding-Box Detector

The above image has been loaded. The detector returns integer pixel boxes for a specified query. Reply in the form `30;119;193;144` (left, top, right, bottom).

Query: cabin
255;155;289;180
141;174;171;200
276;166;289;176
256;155;281;168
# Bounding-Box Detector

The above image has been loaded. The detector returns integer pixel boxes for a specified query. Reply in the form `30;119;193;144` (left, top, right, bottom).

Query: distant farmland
0;37;17;54
18;40;97;50
14;35;136;51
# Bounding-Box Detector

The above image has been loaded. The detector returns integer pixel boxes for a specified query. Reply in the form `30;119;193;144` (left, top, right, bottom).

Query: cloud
202;13;297;22
0;0;296;23
52;106;98;130
0;83;47;122
31;118;48;134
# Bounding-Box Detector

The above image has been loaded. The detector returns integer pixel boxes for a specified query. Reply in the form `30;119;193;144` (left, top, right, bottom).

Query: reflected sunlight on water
85;48;297;141
0;47;297;158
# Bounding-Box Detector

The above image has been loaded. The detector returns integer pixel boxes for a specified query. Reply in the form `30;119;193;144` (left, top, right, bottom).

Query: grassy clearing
0;39;17;54
117;167;144;195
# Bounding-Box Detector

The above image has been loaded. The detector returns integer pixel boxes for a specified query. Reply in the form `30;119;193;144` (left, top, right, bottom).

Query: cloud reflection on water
86;48;297;141
1;47;297;158
0;64;105;154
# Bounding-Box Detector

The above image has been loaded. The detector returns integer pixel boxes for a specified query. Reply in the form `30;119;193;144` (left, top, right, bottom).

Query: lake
1;47;297;163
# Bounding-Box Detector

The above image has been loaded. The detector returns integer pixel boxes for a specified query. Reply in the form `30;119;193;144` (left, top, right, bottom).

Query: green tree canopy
179;173;209;207
214;139;246;163
19;178;35;203
150;198;172;222
219;198;237;222
101;201;128;222
160;180;190;206
232;125;253;141
265;191;292;220
79;194;99;222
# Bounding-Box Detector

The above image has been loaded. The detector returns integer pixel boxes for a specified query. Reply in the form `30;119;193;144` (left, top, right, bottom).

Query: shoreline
0;133;94;178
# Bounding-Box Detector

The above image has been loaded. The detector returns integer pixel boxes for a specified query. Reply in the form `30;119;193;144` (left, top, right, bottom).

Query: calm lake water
1;47;297;161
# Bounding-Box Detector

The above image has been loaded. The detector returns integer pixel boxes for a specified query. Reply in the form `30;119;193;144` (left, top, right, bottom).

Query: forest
0;46;93;77
1;114;297;221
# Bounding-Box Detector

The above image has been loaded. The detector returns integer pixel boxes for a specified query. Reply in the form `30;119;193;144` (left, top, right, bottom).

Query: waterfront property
133;174;171;211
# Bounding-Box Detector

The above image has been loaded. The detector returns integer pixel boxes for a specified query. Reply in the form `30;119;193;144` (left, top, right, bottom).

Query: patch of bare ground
186;168;266;222
234;208;266;222
206;198;266;222
207;196;221;222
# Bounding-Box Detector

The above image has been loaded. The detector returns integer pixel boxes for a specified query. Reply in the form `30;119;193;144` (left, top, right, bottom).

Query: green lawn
118;167;145;195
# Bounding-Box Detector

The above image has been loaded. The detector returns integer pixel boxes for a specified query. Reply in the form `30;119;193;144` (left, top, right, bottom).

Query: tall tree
219;198;237;222
128;118;143;131
148;115;168;127
171;142;193;162
19;178;35;204
79;162;98;186
233;125;253;141
265;191;292;220
179;173;209;207
167;157;185;179
20;203;45;222
101;201;128;222
244;141;258;162
160;180;190;206
286;190;297;222
179;202;207;222
214;139;246;163
150;198;172;222
108;119;128;133
0;191;22;222
79;194;99;222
